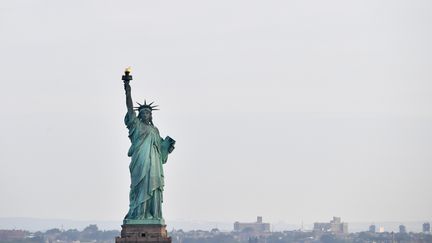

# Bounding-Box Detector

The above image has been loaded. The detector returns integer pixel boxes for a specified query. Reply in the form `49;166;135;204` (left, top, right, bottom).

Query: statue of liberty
122;68;175;225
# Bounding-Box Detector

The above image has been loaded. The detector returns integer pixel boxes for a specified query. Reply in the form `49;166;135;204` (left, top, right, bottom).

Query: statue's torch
122;67;133;83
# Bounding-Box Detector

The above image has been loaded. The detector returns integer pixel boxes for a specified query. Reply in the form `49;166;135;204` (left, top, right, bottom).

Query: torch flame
125;66;132;73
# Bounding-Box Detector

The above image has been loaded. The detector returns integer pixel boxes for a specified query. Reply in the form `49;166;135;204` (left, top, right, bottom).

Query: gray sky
0;0;431;225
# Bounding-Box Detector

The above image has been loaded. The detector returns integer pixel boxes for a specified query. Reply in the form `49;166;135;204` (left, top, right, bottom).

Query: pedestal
115;224;172;243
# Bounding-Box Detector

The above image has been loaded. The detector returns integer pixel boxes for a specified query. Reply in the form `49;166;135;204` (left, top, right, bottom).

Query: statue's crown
134;100;159;111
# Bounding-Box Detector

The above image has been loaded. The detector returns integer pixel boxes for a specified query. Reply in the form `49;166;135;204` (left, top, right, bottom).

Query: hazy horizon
0;0;431;225
0;217;430;233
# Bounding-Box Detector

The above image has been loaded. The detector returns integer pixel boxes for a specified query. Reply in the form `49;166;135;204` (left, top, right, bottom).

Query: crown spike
136;100;159;112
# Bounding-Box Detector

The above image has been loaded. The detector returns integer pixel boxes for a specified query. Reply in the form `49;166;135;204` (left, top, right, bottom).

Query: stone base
116;224;171;243
123;219;165;225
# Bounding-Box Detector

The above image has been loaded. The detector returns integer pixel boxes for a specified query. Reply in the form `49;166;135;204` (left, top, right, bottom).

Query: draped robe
124;111;170;220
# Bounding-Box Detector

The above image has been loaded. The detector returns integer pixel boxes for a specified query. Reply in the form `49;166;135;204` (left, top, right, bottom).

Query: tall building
313;217;348;234
399;225;407;234
234;216;270;233
369;225;376;233
423;222;431;233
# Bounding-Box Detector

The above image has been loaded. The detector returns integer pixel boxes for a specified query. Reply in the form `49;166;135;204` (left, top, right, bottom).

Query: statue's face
138;108;152;123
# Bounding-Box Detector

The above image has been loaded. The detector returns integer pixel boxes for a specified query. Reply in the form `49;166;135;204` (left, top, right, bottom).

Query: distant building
423;222;431;233
234;216;270;233
369;224;376;233
313;217;348;234
399;225;407;234
378;226;385;233
0;230;27;241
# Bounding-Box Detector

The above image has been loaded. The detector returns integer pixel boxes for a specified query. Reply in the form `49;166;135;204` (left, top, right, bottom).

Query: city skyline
0;216;431;234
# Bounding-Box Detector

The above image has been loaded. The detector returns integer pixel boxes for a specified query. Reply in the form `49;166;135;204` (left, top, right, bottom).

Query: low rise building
313;217;348;234
0;230;27;241
234;216;270;233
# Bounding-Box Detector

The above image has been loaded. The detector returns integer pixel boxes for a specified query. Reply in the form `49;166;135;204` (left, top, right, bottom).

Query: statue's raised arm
122;67;134;113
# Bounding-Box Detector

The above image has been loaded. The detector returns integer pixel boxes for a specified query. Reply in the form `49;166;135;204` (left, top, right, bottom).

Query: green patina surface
123;110;174;225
